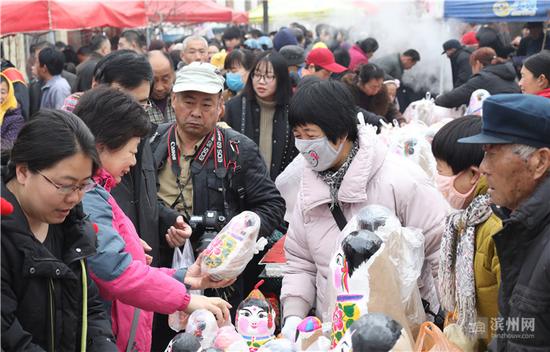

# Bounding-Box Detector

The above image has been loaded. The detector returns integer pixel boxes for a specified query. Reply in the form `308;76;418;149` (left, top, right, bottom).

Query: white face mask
295;136;344;172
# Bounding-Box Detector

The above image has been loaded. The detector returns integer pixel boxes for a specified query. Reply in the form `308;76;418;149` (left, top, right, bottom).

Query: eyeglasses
252;72;276;83
38;171;96;195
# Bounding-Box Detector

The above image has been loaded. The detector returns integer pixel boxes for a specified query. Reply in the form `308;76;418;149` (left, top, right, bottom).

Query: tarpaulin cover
1;0;147;36
146;0;233;23
444;0;550;22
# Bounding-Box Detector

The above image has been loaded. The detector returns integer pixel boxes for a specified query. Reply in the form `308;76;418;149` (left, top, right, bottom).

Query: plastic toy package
185;309;219;350
201;211;265;281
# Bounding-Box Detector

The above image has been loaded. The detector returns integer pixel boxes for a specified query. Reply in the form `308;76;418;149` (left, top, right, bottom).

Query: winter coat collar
93;168;117;192
1;180;97;279
300;126;387;213
506;175;550;234
536;88;550;98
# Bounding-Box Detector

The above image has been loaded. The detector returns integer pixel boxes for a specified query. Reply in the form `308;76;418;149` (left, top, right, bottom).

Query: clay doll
236;280;276;351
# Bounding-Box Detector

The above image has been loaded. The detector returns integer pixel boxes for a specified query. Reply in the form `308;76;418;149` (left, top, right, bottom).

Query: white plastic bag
201;211;264;281
169;240;201;332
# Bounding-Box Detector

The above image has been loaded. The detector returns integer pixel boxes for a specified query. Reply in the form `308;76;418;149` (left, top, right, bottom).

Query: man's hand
140;239;153;265
184;253;236;290
166;216;192;248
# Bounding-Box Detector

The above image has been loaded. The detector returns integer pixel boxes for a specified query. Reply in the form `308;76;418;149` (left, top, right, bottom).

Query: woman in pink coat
76;87;233;351
279;80;449;339
348;37;379;71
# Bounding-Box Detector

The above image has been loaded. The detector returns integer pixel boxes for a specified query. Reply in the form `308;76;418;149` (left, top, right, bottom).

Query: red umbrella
146;0;233;23
1;0;147;36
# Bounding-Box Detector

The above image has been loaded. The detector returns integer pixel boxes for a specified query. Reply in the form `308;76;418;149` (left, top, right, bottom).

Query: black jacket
224;94;298;181
449;48;472;88
476;26;515;59
491;176;550;351
1;182;117;352
111;139;179;268
75;53;102;92
151;124;286;255
435;63;520;108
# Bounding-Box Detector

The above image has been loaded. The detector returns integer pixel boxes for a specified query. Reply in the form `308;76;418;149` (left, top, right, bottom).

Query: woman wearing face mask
342;63;404;125
222;48;255;102
74;87;233;352
431;116;501;350
1;110;118;351
280;79;449;341
224;51;297;180
519;52;550;98
435;47;520;108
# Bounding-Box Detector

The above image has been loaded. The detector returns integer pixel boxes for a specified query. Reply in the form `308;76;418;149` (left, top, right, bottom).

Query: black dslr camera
188;210;227;252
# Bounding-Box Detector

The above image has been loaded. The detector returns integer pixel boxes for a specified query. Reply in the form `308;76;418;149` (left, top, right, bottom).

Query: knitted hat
273;28;298;52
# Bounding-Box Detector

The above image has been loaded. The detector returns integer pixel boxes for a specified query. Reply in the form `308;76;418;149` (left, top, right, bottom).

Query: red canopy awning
1;0;147;36
232;11;248;24
146;0;234;24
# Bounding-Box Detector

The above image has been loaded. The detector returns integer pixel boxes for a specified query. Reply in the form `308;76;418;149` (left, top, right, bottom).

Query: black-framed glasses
252;72;276;83
38;171;96;194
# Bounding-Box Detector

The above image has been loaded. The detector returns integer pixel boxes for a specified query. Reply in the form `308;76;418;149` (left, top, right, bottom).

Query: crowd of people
1;19;550;352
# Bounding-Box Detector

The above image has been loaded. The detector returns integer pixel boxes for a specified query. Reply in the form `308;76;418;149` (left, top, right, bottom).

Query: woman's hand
184;295;232;326
184;253;236;290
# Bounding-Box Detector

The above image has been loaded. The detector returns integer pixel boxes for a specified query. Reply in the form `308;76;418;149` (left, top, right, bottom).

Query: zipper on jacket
80;259;88;352
48;279;55;352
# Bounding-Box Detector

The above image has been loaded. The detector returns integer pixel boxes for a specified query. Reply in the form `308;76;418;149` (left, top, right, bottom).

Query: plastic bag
169;240;201;332
201;211;264;281
185;309;219;349
164;332;201;352
415;322;462;352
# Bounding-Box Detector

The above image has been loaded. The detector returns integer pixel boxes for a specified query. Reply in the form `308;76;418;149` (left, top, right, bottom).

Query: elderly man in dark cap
459;93;550;351
442;39;472;88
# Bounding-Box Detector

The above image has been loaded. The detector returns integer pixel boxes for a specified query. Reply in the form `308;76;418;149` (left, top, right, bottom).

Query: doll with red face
236;280;276;351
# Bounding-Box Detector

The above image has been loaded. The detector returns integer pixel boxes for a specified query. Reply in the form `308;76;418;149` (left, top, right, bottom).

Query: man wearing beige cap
151;61;286;313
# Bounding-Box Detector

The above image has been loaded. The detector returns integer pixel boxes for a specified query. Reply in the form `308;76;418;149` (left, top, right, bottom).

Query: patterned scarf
438;194;493;337
318;140;360;209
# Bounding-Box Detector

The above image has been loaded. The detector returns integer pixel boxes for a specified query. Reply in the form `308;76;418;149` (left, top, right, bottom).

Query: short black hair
244;51;292;107
34;41;55;52
403;49;421;62
333;48;350;68
90;34;109;52
289;79;358;144
93;50;153;89
38;47;65;75
224;48;255;71
120;29;146;49
358;37;379;54
74;86;150;151
77;45;92;58
55;41;67;51
431;116;484;174
6;109;100;181
523;51;550;79
222;26;242;41
358;63;385;83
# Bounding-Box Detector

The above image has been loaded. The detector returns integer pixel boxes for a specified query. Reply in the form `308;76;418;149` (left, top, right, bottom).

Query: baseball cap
458;94;550;148
173;62;225;94
441;39;462;54
305;48;346;73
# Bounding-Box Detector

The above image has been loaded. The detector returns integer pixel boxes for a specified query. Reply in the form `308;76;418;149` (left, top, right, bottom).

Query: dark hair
90;34;109;52
342;230;383;277
431;116;484;174
208;38;223;50
34;41;55;52
244;51;292;106
403;49;421;62
6;109;100;181
333;48;350;68
93;50;153;89
120;29;146;49
38;47;65;75
148;39;166;51
523;52;550;79
169;50;182;69
77;45;92;58
358;37;379;54
74;86;150;150
358;63;385;83
63;46;79;66
55;41;67;51
1;75;9;91
224;49;255;71
222;26;242;41
289;79;358;143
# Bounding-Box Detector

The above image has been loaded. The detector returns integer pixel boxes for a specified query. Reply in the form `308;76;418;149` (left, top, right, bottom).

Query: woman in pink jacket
76;87;233;351
347;37;378;71
279;80;449;339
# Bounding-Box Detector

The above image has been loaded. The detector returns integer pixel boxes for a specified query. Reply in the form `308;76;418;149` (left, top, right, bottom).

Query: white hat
173;62;225;94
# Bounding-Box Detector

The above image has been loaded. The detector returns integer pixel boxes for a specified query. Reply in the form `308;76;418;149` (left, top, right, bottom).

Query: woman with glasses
74;87;233;352
224;51;298;181
1;109;119;351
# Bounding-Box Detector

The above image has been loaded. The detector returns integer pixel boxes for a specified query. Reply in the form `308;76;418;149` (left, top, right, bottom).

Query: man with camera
151;62;285;310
